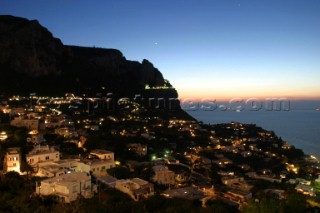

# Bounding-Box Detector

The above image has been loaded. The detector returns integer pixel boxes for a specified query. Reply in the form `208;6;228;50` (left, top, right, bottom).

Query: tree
283;193;307;213
4;171;21;179
206;200;239;213
20;161;34;178
13;128;28;144
144;194;168;212
242;195;283;213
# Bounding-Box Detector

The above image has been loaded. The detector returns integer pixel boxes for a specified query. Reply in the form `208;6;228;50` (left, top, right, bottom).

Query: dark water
186;100;320;158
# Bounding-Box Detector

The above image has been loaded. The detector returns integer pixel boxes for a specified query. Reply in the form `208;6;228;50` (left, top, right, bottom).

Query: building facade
4;147;21;173
90;149;114;161
37;172;95;203
26;145;60;167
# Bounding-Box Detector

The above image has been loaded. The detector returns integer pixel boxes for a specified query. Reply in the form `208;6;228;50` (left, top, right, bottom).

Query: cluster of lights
286;163;299;174
144;84;174;90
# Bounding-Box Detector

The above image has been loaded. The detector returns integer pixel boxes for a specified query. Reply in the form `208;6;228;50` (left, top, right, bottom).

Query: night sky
1;0;319;100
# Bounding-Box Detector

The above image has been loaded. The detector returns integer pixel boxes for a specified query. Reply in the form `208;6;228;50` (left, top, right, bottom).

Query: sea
185;100;320;159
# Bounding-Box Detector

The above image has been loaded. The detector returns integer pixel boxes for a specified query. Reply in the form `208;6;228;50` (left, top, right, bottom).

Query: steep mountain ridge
0;15;166;97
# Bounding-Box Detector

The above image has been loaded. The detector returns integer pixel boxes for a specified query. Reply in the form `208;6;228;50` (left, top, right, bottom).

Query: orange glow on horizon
172;73;320;102
177;89;320;102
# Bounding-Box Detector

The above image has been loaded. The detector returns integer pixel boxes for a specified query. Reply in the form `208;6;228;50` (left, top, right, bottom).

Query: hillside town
0;94;320;212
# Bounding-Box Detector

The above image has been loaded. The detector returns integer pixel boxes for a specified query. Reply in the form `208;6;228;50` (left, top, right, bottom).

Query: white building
36;159;79;177
90;149;114;161
4;147;21;173
26;145;60;167
36;158;115;178
37;164;68;178
76;159;115;177
37;172;95;203
115;178;154;201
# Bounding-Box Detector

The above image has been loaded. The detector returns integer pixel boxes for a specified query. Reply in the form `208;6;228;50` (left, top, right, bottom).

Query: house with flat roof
115;178;154;201
36;159;79;177
36;158;115;178
26;145;60;167
76;159;115;177
90;149;114;161
37;172;95;203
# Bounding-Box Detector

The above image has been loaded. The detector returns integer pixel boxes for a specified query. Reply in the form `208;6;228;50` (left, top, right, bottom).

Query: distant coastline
187;100;320;158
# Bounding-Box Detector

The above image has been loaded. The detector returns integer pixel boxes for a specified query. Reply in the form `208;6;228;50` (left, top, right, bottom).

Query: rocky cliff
0;15;166;97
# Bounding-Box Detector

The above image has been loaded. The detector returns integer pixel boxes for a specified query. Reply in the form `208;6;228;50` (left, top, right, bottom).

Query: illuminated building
90;149;114;161
4;147;21;173
37;172;95;203
26;145;60;167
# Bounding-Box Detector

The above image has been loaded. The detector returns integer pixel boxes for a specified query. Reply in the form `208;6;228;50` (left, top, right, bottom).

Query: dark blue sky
1;0;319;99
